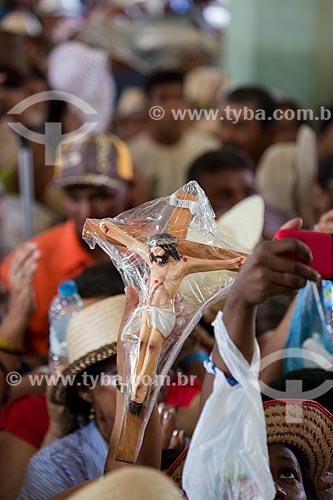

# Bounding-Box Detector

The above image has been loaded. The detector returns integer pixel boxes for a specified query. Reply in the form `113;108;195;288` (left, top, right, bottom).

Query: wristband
204;357;217;375
0;336;24;355
204;356;239;386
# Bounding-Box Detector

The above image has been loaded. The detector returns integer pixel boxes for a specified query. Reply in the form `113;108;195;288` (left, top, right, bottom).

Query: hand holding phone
275;229;333;280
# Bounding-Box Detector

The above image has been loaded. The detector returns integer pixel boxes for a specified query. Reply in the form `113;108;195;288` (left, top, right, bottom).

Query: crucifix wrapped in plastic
83;181;249;463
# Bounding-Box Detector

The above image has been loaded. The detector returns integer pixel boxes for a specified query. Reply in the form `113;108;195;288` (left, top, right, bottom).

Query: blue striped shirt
18;421;108;500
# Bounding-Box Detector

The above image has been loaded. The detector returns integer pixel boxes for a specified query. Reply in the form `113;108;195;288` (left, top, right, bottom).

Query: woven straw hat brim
66;294;125;364
67;466;182;500
264;400;333;480
50;342;117;405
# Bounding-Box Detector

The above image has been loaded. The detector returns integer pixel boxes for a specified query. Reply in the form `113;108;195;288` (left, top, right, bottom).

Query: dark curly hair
147;233;182;264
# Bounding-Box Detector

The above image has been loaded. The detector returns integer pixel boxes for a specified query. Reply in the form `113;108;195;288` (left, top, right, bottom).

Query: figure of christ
100;221;246;414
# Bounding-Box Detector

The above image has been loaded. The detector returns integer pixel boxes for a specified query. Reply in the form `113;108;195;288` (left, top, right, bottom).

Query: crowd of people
1;1;333;499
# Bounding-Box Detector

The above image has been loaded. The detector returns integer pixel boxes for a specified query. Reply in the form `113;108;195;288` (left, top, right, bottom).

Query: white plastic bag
183;312;275;500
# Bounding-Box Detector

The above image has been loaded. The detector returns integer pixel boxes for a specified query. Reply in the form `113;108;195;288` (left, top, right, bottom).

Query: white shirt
128;128;220;198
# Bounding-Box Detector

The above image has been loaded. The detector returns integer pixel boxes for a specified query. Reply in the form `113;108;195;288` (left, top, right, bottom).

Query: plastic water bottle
49;280;83;373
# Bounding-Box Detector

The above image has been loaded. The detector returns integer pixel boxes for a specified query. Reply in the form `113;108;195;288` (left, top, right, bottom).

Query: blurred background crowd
0;0;332;257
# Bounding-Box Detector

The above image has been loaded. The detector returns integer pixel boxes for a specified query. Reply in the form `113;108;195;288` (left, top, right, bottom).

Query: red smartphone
275;229;333;279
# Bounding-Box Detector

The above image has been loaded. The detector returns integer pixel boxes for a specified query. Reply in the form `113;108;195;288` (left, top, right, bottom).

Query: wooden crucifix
84;187;248;462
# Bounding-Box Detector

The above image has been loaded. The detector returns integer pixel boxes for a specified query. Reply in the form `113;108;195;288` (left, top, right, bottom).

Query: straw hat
77;17;152;74
51;294;126;404
264;400;333;481
0;10;43;37
67;466;182;500
256;125;317;228
53;133;133;189
216;194;265;251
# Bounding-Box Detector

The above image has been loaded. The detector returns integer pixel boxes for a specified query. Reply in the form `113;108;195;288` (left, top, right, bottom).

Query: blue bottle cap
58;280;77;297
